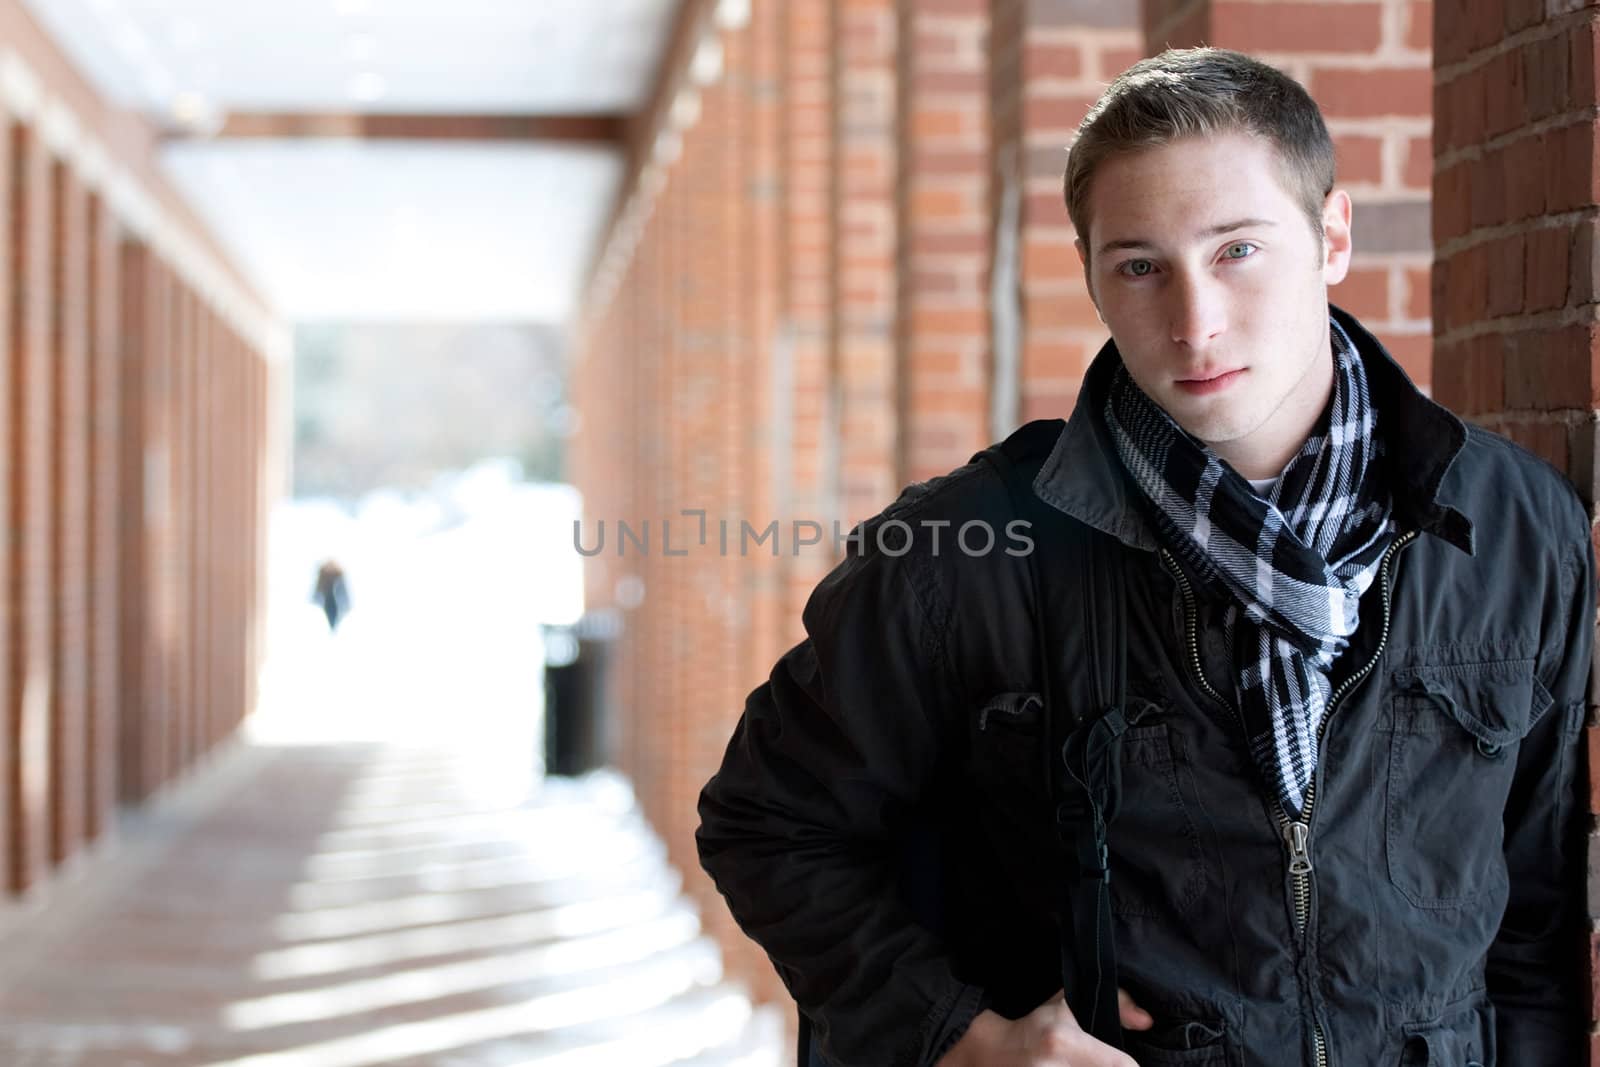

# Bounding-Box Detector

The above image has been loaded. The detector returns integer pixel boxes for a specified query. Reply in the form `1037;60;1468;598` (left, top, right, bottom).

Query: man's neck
1208;343;1337;481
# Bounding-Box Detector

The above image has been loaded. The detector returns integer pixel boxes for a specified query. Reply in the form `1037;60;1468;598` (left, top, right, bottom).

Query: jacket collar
1031;304;1475;555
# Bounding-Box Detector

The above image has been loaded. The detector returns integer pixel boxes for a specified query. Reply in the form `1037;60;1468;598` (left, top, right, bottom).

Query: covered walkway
0;752;778;1067
0;496;781;1065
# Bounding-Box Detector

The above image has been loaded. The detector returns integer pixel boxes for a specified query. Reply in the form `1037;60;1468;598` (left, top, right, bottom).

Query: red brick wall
897;0;991;482
836;0;900;524
783;0;839;624
115;239;147;807
1145;0;1434;387
993;1;1142;423
84;190;116;844
9;120;55;896
1429;4;1600;1058
47;158;88;869
0;16;277;914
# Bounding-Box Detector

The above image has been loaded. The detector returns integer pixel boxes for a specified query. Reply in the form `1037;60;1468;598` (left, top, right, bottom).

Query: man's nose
1168;271;1226;348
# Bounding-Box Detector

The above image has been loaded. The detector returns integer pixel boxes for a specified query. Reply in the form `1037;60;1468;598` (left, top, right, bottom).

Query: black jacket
697;308;1593;1067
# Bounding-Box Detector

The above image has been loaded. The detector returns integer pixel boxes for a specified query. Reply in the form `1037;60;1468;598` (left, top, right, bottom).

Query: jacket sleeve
696;539;986;1067
1488;492;1594;1063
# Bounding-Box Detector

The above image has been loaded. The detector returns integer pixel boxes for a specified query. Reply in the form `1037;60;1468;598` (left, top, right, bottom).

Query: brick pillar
47;158;88;868
896;0;991;482
735;0;787;1008
784;0;839;626
1144;0;1434;386
169;283;191;777
1429;8;1600;1060
991;1;1142;423
674;45;737;887
835;0;898;525
140;256;172;797
215;328;234;745
84;191;116;843
193;309;211;751
116;239;146;803
188;300;208;758
0;110;14;893
8;120;53;894
243;346;262;732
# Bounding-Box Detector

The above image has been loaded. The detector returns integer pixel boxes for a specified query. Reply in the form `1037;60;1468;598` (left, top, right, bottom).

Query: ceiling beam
159;112;627;145
585;0;718;292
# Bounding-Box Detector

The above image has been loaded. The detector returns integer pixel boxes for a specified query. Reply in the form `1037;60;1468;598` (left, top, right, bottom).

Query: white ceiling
21;0;678;322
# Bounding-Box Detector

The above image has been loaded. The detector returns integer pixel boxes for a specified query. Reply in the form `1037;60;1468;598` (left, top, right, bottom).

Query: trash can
542;610;620;776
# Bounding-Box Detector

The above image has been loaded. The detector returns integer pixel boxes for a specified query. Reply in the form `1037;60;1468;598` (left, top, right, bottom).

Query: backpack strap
982;420;1128;1051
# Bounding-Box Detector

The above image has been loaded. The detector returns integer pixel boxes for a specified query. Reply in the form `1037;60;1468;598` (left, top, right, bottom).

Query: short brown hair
1064;48;1335;255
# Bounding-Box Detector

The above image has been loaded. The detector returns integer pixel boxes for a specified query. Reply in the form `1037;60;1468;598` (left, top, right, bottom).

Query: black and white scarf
1105;319;1394;818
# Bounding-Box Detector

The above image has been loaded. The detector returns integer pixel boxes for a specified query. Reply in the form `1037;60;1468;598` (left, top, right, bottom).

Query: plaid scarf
1105;319;1394;818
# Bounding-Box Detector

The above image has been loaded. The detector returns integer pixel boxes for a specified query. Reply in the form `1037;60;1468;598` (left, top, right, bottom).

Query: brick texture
47;159;88;869
994;0;1142;424
898;0;991;481
84;191;116;844
10;120;54;896
837;0;900;525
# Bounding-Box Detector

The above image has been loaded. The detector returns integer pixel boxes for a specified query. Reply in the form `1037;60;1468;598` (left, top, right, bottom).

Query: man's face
1078;133;1352;474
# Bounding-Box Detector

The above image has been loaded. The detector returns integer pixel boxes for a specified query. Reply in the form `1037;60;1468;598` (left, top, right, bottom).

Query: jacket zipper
1160;530;1417;1067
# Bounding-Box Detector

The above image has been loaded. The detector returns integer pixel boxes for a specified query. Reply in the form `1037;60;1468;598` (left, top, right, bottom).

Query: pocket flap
977;690;1042;732
1124;1016;1230;1065
1391;659;1546;747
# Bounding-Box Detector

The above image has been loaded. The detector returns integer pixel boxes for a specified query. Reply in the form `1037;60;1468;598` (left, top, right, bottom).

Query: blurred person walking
312;559;352;632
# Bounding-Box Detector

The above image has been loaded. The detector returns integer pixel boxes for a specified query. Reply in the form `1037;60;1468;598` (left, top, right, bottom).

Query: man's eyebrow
1095;217;1278;257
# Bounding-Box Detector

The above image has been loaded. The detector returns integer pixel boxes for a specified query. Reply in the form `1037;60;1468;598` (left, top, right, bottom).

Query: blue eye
1120;259;1155;277
1224;242;1257;260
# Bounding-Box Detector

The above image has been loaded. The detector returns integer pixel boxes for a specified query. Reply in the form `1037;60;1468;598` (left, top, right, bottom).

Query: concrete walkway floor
0;743;782;1067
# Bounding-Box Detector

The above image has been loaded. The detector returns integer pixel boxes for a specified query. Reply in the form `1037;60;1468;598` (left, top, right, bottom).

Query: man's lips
1174;368;1245;396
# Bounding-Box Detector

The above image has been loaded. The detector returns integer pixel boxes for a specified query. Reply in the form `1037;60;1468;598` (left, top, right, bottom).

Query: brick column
736;0;786;747
84;191;116;843
139;255;172;798
194;309;212;750
47;158;88;868
169;283;191;777
896;0;991;482
992;1;1143;423
676;20;740;960
8;120;53;894
0;109;13;893
1429;7;1600;1059
835;0;899;525
1145;0;1434;386
783;0;839;625
115;239;145;803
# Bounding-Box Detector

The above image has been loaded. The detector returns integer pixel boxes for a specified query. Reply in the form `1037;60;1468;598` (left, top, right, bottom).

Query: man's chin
1166;407;1254;448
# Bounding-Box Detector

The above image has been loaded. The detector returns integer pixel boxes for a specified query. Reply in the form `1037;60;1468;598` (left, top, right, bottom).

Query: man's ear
1075;236;1102;318
1320;188;1353;285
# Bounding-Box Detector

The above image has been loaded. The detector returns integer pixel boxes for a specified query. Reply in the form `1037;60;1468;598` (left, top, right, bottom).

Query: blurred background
0;0;1588;1064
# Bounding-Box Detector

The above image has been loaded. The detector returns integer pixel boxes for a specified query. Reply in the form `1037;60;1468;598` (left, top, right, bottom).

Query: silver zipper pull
1284;821;1313;875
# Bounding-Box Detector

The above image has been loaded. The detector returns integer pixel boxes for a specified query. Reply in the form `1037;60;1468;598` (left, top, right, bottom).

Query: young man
697;49;1592;1066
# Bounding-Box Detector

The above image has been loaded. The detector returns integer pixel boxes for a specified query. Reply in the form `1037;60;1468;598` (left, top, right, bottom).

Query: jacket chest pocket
1383;659;1549;909
1109;714;1211;919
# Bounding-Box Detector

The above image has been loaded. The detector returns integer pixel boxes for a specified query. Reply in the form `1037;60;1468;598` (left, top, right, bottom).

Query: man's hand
937;988;1154;1066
